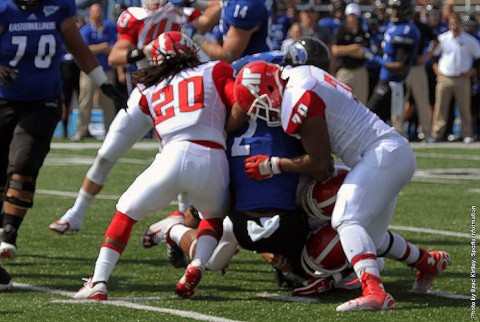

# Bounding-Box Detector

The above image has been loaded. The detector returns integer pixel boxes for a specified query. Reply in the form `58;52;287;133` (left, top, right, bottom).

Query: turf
0;140;476;321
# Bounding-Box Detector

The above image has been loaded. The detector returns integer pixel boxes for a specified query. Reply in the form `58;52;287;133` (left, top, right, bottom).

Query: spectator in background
72;3;117;141
270;1;292;51
430;13;480;144
297;3;332;47
403;18;438;142
60;14;86;138
331;3;370;104
281;22;304;52
318;0;346;37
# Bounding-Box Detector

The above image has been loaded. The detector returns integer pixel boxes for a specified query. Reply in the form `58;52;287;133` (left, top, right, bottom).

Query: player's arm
89;42;111;55
108;38;136;67
192;1;221;33
200;25;259;63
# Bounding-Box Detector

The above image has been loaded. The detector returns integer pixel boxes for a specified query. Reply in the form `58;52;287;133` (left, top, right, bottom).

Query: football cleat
175;264;202;298
48;209;82;234
0;242;16;260
73;277;107;300
336;273;395;312
292;276;334;296
0;224;17;260
167;244;187;268
411;250;451;294
0;265;13;291
142;210;184;248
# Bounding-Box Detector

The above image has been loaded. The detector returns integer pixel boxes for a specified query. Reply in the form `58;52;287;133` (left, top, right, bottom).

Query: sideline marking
389;225;480;240
14;283;240;322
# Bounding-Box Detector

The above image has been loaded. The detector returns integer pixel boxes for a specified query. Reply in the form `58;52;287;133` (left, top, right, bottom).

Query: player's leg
332;139;415;312
377;230;451;293
174;143;230;298
74;147;181;300
49;103;153;233
1;100;61;259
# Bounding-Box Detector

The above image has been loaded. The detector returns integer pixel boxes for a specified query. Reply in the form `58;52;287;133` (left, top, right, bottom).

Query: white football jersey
281;65;398;167
139;61;235;148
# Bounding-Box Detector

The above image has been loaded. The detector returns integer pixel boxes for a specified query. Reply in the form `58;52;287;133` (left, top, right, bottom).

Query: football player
180;0;273;63
365;0;420;132
48;0;205;234
0;0;125;288
73;31;236;300
233;60;451;311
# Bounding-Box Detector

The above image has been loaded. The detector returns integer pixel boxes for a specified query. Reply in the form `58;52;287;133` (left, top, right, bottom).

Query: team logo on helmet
287;44;308;65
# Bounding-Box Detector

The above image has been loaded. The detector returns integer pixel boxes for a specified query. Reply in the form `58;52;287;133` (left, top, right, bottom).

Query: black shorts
229;209;310;276
0;98;62;184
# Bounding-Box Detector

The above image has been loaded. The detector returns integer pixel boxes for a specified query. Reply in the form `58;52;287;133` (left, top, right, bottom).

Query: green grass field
1;140;477;321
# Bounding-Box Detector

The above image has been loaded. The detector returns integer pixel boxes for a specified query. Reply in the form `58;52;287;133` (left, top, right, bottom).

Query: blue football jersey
0;0;76;101
231;50;284;74
219;0;273;55
379;21;420;82
227;119;304;212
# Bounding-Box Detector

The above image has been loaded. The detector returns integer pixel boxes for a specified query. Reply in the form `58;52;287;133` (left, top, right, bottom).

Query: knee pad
86;155;116;186
3;176;35;209
198;218;223;241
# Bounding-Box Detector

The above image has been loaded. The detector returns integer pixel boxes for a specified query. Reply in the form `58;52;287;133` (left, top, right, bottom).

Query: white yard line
389;225;479;240
14;283;240;322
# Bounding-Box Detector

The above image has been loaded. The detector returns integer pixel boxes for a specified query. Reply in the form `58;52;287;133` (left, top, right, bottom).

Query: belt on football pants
188;140;224;150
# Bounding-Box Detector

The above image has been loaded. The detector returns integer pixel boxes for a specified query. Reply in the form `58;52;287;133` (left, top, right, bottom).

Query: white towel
247;215;281;242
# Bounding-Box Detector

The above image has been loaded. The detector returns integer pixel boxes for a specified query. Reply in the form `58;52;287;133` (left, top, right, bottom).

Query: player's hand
244;155;281;180
100;83;127;111
0;65;19;86
169;0;194;7
292;276;334;296
180;22;198;39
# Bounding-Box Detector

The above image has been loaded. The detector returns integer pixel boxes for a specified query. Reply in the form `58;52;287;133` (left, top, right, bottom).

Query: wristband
270;157;282;175
88;65;108;87
127;47;146;64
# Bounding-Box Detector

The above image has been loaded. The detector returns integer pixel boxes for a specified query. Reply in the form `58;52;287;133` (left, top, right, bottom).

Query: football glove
0;65;18;86
244;155;281;180
292;276;334;296
126;47;146;64
100;83;127;111
180;22;205;47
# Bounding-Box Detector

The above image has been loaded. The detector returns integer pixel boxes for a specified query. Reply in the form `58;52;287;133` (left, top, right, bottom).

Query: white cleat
48;209;82;234
0;242;17;260
142;210;184;248
73;277;107;301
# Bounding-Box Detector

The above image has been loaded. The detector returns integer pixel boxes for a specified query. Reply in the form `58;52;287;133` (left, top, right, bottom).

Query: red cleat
175;265;202;298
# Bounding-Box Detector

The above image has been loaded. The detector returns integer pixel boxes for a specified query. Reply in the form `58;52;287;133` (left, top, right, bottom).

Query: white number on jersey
9;34;56;69
231;118;257;157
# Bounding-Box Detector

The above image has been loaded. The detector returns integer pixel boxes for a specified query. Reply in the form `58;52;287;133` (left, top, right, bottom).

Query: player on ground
73;31;236;300
233;60;451;311
0;0;124;287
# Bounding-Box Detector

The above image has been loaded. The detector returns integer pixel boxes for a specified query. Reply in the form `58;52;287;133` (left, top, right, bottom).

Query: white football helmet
300;163;350;221
301;223;350;282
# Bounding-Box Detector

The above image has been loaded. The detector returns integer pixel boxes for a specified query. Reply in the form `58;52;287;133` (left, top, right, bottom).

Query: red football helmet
300;163;350;221
301;223;349;281
147;31;198;66
234;61;285;127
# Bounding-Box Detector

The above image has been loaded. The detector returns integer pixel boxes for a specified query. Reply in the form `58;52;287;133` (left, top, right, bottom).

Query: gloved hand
0;65;19;86
100;83;127;111
244;155;281;180
126;47;146;64
169;0;194;7
292;276;334;296
181;22;205;46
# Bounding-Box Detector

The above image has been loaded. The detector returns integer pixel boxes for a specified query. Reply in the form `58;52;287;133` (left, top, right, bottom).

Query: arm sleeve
212;62;236;110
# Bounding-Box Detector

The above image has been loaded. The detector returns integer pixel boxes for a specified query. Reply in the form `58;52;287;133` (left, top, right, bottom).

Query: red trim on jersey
187;9;202;22
285;90;326;135
139;94;150;115
212;62;236;110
